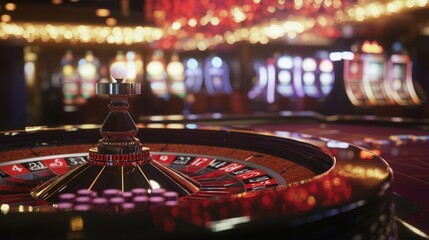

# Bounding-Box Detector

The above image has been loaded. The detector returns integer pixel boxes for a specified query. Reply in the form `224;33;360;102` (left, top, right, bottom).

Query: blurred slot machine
60;50;79;111
291;56;305;98
386;42;422;105
166;53;186;98
317;55;335;97
204;55;233;113
77;51;100;101
183;57;205;114
276;54;296;99
299;53;335;110
344;42;377;106
24;47;41;123
184;58;203;94
301;57;320;98
360;41;394;105
146;50;168;99
24;47;37;91
126;51;143;83
247;58;275;104
203;55;233;95
248;54;302;108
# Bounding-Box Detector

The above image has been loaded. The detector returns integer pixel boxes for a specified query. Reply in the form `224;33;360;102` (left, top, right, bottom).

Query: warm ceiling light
1;14;12;22
188;18;197;27
96;8;110;17
171;21;181;30
106;18;117;26
231;7;246;23
5;3;16;11
51;0;63;4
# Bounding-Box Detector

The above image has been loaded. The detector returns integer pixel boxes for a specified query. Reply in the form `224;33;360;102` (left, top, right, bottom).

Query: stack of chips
56;188;179;214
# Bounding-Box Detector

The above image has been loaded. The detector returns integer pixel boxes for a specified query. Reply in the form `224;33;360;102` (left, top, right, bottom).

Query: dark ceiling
0;0;148;25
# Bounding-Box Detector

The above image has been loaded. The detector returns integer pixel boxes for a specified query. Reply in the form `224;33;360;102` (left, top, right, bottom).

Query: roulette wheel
0;125;395;240
0;67;395;240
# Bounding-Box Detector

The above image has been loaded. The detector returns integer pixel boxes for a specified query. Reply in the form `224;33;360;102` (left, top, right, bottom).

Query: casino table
1;111;428;239
139;111;429;237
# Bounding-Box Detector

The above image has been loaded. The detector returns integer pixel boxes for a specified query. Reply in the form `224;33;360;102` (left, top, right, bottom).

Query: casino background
1;0;429;129
1;0;429;239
